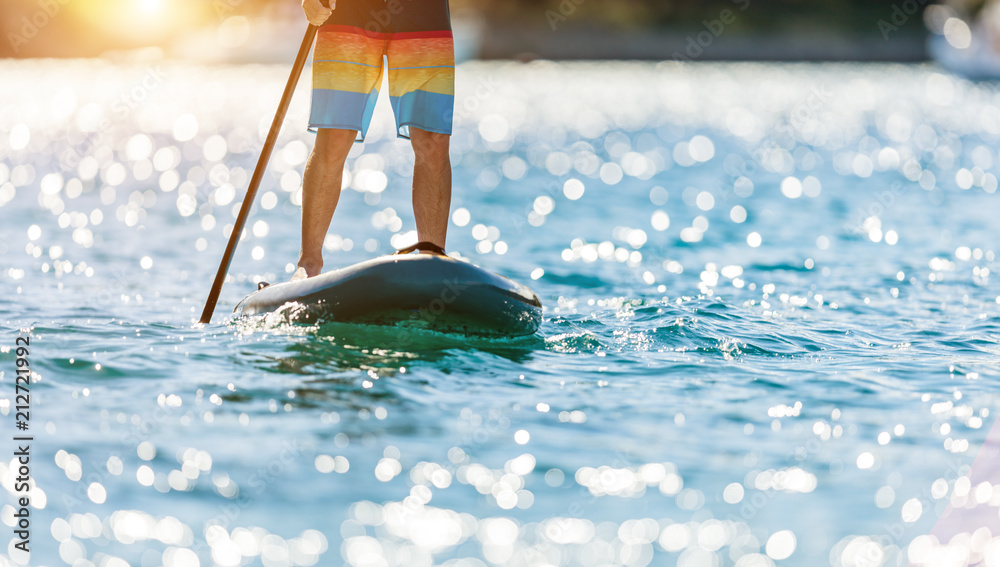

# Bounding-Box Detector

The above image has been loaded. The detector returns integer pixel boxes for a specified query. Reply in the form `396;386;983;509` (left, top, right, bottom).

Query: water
1;58;999;567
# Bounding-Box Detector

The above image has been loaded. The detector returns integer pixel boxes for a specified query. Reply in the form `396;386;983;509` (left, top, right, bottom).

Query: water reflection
4;57;1000;566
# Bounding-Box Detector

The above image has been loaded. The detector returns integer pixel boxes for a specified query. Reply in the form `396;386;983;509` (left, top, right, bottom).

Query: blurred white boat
929;33;1000;80
926;2;1000;80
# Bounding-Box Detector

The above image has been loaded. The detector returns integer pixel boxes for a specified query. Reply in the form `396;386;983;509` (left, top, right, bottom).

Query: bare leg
409;128;452;251
296;128;357;279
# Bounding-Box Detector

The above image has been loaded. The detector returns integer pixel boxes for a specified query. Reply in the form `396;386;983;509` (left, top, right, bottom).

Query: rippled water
2;59;999;567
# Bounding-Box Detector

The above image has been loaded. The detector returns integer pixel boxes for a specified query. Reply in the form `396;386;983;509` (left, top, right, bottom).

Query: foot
394;241;446;256
291;266;313;281
294;257;323;280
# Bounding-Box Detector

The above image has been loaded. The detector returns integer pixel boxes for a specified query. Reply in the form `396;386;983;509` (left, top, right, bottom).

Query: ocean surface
1;59;999;567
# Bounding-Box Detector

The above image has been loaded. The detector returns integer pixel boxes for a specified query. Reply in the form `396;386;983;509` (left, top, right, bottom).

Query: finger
310;10;330;25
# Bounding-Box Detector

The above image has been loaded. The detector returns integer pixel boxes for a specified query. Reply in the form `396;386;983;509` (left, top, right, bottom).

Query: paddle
199;24;319;324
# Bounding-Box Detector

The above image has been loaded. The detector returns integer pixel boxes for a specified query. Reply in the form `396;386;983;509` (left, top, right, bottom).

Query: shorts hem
396;122;453;140
307;124;366;143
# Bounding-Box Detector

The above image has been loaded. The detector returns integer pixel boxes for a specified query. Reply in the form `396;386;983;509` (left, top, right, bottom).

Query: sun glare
137;0;164;14
69;0;205;45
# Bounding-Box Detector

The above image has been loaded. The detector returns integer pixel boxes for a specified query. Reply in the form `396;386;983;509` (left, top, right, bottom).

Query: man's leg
410;127;452;251
296;128;357;278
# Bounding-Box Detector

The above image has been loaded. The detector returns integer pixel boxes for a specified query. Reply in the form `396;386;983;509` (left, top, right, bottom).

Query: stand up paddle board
234;252;542;337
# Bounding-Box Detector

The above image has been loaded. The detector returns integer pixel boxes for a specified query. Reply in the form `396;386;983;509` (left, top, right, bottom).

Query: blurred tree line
464;0;927;35
0;0;931;58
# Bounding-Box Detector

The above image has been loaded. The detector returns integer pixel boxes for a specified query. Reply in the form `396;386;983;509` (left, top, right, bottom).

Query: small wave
546;332;605;353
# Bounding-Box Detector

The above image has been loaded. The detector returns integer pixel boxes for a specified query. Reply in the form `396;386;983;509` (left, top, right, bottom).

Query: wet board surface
234;254;542;337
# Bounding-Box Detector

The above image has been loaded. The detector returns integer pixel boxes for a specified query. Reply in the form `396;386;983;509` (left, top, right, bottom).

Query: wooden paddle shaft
199;25;318;324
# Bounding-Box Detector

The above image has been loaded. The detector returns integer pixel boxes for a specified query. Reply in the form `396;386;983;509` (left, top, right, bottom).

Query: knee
411;129;450;161
312;128;356;162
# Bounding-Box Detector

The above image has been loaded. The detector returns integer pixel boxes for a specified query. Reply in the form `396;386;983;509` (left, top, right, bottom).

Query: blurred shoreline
2;26;930;63
0;6;930;63
479;25;928;62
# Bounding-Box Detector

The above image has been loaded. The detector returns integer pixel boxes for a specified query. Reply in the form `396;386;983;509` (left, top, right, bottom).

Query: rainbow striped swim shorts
309;0;454;141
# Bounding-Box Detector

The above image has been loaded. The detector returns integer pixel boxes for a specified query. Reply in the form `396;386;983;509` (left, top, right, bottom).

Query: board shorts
309;0;455;142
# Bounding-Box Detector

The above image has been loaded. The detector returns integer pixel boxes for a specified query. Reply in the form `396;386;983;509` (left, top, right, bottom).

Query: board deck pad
234;255;542;336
